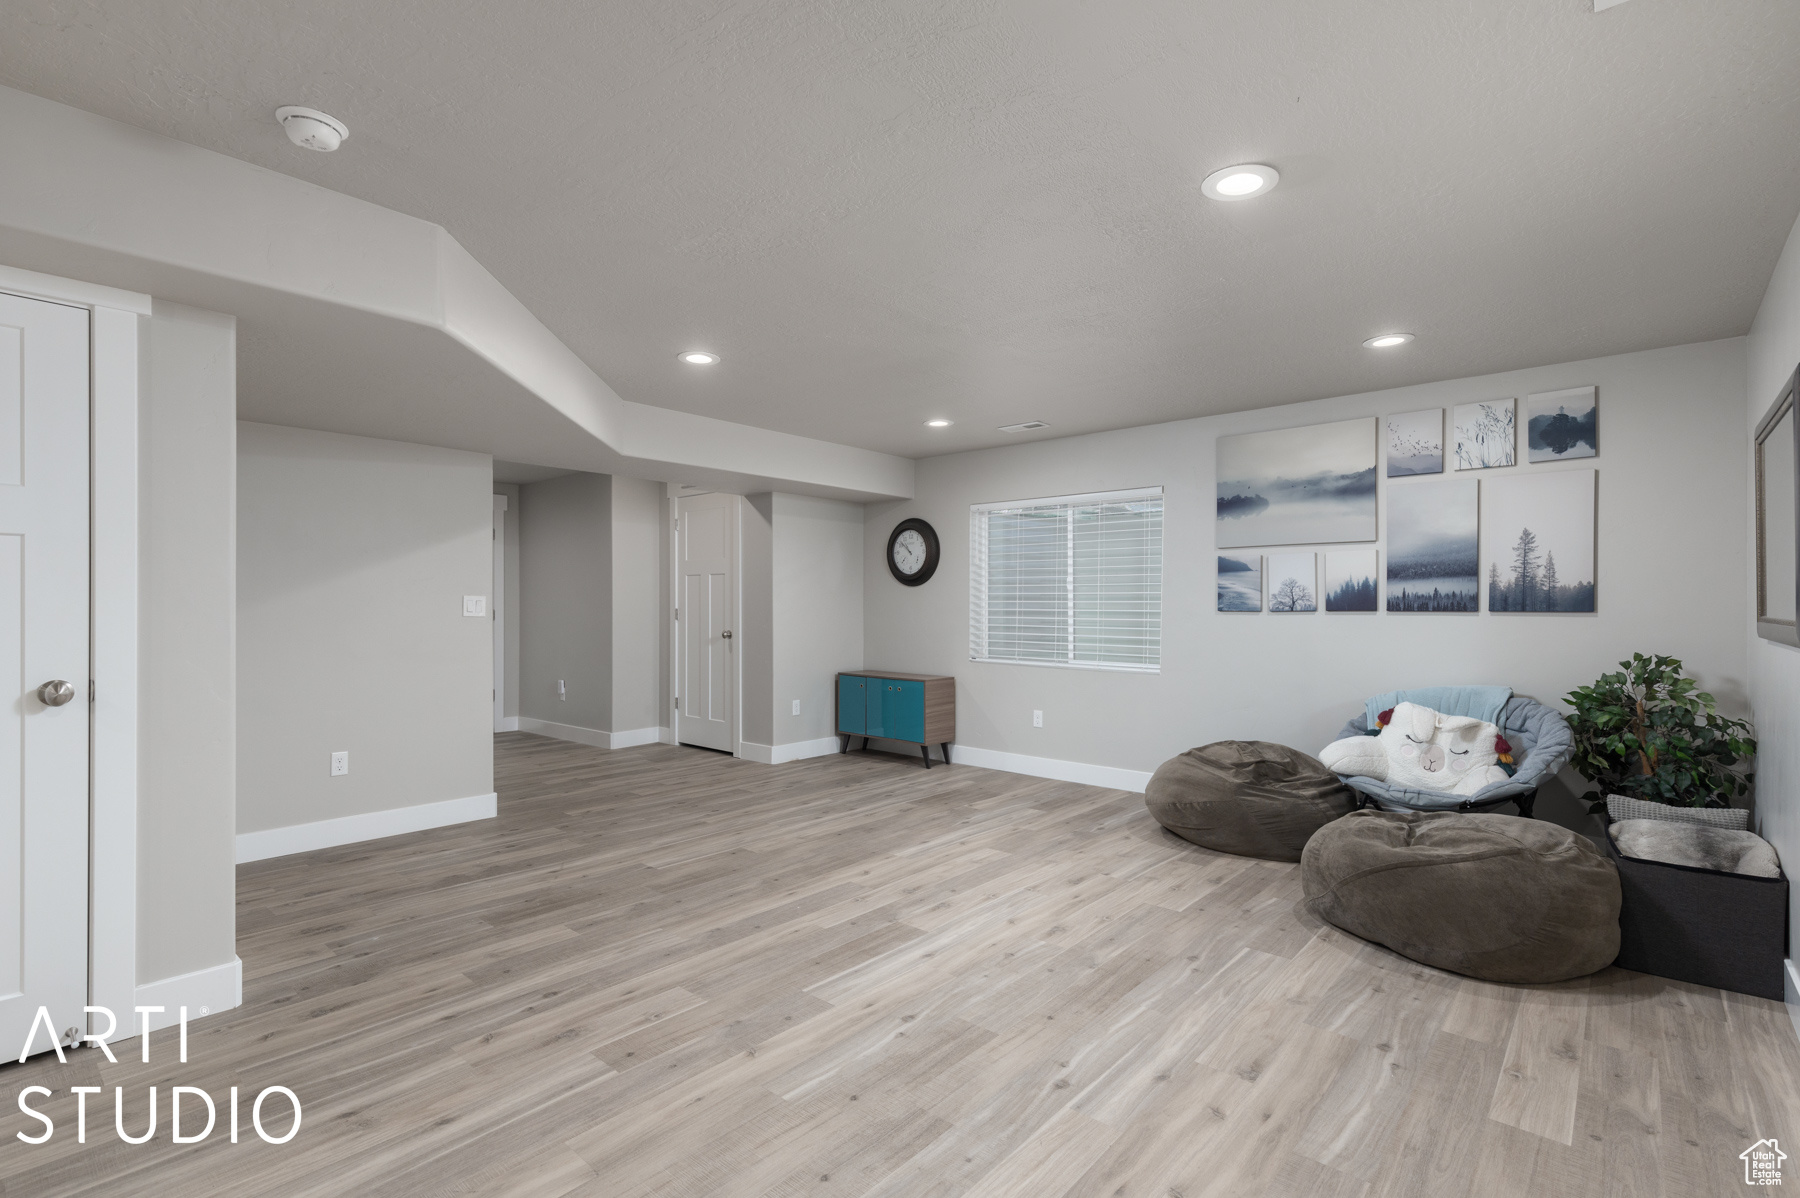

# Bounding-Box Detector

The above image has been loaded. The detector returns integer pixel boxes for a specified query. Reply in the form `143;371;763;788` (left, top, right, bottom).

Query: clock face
887;518;939;585
892;529;927;575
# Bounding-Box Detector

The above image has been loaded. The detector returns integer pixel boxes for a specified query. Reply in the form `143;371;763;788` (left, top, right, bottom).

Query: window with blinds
969;487;1163;671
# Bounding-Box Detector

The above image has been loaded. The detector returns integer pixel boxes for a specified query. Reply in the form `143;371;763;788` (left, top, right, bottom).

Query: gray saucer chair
1330;695;1573;819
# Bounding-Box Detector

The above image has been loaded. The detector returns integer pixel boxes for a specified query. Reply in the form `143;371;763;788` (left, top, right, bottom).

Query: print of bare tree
1270;576;1314;612
1455;402;1515;469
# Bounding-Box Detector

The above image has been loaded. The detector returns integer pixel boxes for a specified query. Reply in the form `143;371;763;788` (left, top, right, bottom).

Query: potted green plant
1565;652;1755;825
1565;653;1783;1000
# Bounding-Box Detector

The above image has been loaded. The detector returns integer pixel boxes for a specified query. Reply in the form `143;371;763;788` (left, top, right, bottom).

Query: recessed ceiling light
275;106;348;152
1201;164;1279;201
925;419;952;428
680;351;720;365
1362;333;1415;349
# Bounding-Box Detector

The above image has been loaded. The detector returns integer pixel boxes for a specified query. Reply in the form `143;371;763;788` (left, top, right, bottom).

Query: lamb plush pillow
1320;702;1510;797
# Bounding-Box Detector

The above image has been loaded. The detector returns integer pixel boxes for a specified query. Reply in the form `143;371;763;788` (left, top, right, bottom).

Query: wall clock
887;518;940;586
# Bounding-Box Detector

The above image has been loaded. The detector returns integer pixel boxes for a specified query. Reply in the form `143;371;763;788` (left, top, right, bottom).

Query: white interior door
678;492;736;752
492;494;506;732
0;292;91;1057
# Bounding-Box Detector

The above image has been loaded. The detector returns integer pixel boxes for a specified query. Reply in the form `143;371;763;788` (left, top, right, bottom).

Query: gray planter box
1603;822;1787;1001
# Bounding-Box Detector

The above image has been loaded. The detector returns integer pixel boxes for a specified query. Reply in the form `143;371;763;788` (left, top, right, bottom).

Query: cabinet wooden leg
839;734;849;754
920;744;931;768
941;742;951;765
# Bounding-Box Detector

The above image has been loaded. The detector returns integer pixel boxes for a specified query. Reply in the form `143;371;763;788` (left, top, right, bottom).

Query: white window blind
970;487;1163;671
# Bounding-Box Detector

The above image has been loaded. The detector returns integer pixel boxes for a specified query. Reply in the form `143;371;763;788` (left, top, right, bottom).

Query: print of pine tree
1490;528;1574;611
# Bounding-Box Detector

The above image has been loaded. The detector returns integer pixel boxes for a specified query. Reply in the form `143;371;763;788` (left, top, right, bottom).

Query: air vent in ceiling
998;421;1050;433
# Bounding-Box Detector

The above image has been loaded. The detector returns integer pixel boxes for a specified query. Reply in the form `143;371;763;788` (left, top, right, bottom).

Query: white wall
518;473;613;731
612;476;664;736
774;494;865;749
1746;208;1800;973
494;482;522;720
237;423;494;846
864;338;1749;816
140;302;238;983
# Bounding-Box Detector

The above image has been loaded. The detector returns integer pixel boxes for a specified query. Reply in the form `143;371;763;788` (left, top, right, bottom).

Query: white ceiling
3;0;1798;460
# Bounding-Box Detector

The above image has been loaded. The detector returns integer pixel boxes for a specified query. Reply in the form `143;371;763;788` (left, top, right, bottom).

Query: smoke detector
275;106;348;152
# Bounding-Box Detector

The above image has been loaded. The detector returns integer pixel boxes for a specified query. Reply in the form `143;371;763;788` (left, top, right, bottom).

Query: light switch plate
792;700;801;715
331;751;349;776
464;595;487;617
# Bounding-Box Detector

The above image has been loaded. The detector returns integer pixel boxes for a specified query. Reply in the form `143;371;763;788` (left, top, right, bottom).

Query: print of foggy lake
1386;408;1443;477
1527;387;1597;462
1217;556;1261;612
1387;479;1479;612
1483;469;1595;613
1217;418;1377;548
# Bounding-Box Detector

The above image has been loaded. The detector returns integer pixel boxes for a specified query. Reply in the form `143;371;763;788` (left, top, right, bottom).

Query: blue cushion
1363;685;1512;730
1334;696;1573;812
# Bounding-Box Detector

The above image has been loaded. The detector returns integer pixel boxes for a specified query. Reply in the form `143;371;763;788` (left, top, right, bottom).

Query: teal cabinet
835;672;955;768
882;679;925;743
836;674;867;736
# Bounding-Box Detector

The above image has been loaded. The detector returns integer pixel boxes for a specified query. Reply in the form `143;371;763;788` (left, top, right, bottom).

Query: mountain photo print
1217;555;1262;612
1216;418;1377;548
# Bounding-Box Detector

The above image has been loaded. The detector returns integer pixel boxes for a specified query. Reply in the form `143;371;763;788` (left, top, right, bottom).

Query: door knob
721;630;733;639
37;680;75;707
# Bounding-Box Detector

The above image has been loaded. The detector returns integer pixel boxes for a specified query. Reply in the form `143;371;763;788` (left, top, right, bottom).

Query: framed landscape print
1216;418;1377;548
1482;469;1595;612
1386;409;1444;477
1217;555;1263;612
1265;552;1318;612
1325;549;1378;611
1387;479;1479;612
1453;399;1516;470
1527;387;1597;462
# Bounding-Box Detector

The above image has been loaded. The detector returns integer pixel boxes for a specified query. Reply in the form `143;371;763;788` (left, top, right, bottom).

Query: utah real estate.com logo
1743;1139;1786;1187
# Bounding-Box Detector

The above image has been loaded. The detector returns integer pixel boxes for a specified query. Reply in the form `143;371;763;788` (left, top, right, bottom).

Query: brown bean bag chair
1302;810;1621;983
1145;741;1357;862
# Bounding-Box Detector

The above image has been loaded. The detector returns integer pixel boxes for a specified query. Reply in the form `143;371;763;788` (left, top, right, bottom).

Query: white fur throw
1319;702;1510;797
1612;819;1781;878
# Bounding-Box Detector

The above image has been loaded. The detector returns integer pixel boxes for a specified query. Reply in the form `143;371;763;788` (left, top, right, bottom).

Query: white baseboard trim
516;717;661;751
659;725;677;745
236;792;498;864
738;736;842;766
1786;959;1800;1046
850;737;1152;792
948;745;1152;792
133;957;243;1033
496;716;520;732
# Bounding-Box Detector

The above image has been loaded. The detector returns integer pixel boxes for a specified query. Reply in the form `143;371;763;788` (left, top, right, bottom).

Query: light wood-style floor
4;734;1798;1196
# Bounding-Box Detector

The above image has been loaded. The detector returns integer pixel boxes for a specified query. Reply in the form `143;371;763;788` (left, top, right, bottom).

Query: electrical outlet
330;751;349;776
463;595;487;617
1032;710;1043;728
792;699;801;716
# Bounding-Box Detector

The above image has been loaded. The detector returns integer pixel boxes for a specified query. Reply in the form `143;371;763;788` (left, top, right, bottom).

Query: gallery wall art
1266;552;1318;612
1325;550;1379;611
1453;399;1516;470
1217;555;1262;612
1387;479;1479;612
1386;409;1444;477
1216;418;1377;548
1527;387;1597;462
1482;469;1595;612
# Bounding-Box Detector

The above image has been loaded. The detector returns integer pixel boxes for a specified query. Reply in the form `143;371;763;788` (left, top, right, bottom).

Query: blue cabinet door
883;679;926;743
836;675;866;734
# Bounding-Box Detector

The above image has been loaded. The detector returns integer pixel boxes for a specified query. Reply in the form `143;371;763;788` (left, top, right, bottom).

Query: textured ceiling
3;0;1798;459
